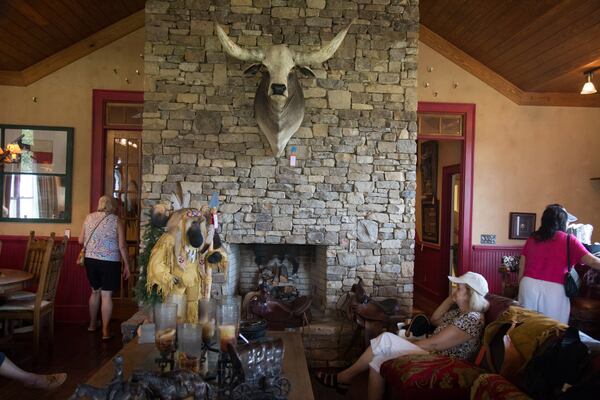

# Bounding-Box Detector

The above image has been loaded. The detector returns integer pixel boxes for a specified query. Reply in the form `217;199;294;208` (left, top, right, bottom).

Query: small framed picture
509;212;536;240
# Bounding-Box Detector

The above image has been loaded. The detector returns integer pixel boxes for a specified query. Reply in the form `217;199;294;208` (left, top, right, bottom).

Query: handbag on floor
564;234;580;298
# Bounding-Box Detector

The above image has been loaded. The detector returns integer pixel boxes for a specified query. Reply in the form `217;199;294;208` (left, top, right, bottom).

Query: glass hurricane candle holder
166;293;187;323
154;303;178;357
198;299;216;343
217;296;241;352
177;323;202;373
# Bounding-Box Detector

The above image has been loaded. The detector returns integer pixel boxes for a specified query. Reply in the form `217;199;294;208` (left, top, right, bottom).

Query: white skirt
518;276;570;324
368;332;428;373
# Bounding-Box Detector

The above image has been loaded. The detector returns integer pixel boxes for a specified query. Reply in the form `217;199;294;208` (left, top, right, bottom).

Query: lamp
0;142;22;163
581;67;600;95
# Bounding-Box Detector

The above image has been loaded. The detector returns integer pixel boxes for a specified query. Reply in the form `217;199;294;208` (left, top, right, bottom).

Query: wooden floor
0;320;124;400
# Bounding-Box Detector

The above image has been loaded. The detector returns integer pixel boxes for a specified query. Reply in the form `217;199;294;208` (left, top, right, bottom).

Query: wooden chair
6;231;56;301
0;235;67;353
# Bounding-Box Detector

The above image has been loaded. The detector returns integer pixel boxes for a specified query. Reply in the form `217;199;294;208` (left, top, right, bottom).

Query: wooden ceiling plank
0;48;26;71
97;0;130;24
518;28;600;91
0;33;38;67
27;0;85;43
18;10;145;86
0;25;49;63
433;0;485;39
47;0;96;38
419;0;449;21
420;25;600;107
442;0;501;39
0;70;25;86
468;0;560;56
0;2;66;47
0;18;54;57
5;0;67;49
85;0;111;21
56;0;102;32
485;0;597;69
504;8;600;86
450;1;513;44
419;25;524;105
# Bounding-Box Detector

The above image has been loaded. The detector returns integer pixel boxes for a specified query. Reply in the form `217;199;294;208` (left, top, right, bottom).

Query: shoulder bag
564;234;581;298
77;213;110;266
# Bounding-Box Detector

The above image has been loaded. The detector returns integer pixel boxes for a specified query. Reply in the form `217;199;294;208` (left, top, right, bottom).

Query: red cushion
470;374;531;400
380;354;484;400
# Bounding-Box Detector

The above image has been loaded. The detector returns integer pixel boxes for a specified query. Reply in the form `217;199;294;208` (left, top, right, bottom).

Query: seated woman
317;272;490;400
0;351;66;390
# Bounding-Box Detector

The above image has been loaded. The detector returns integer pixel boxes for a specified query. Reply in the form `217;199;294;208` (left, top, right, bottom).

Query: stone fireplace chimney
143;0;419;314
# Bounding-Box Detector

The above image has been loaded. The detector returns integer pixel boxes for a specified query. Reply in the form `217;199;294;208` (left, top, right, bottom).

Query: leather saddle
348;277;406;344
247;284;312;330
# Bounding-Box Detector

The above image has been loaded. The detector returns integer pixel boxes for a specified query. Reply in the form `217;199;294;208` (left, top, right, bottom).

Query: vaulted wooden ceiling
420;0;600;106
0;0;145;86
0;0;599;106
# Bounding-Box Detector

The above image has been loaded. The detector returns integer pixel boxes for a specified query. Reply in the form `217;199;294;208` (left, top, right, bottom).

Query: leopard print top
432;308;484;361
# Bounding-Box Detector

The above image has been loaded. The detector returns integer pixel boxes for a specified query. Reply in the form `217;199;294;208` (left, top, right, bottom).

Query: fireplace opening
228;244;328;309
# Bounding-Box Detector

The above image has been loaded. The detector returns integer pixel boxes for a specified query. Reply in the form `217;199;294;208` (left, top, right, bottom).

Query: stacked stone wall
143;0;419;312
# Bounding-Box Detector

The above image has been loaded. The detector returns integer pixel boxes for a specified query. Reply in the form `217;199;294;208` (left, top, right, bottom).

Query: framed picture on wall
422;202;439;243
509;212;536;240
420;141;438;199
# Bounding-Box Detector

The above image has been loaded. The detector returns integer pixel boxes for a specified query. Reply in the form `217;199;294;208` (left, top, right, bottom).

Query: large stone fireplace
142;0;419;316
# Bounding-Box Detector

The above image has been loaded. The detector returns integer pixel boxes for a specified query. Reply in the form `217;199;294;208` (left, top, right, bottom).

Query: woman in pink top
518;204;600;323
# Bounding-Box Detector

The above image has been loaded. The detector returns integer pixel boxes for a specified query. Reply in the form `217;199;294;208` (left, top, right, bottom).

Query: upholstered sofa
347;294;600;400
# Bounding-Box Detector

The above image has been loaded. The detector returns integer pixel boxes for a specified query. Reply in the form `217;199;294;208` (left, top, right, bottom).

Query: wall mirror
0;125;73;222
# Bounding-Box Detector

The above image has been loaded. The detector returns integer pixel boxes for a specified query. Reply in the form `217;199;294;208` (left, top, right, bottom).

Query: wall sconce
581;67;599;95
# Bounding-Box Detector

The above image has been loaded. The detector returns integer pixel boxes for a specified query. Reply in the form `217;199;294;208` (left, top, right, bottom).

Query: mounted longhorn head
216;22;352;157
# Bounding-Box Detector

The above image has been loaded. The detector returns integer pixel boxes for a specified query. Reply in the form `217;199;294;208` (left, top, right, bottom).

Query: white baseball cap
448;272;489;296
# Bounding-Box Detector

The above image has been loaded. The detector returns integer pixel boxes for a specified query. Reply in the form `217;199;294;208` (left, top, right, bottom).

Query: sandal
315;371;349;394
25;373;67;390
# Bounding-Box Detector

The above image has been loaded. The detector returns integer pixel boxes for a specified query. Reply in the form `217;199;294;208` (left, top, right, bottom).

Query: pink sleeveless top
83;212;120;262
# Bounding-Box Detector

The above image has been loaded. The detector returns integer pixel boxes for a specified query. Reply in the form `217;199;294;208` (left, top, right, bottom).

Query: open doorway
92;90;143;319
414;103;475;314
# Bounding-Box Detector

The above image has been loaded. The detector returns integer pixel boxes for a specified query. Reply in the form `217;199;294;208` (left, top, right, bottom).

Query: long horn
215;23;264;62
294;21;353;66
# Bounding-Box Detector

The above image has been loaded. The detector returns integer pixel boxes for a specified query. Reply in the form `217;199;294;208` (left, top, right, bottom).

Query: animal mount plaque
216;22;352;157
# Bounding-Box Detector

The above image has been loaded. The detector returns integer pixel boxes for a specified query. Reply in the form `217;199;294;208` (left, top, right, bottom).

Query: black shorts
84;258;122;292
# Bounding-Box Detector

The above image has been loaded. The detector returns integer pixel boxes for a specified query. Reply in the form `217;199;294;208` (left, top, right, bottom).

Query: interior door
105;130;141;301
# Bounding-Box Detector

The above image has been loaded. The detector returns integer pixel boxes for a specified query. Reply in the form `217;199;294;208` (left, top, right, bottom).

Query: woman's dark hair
532;204;568;242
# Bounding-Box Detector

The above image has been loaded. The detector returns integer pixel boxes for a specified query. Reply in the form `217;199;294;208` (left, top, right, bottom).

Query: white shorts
368;332;428;373
518;276;570;324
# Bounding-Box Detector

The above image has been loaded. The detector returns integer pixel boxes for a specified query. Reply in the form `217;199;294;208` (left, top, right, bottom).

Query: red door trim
418;102;476;276
91;89;143;212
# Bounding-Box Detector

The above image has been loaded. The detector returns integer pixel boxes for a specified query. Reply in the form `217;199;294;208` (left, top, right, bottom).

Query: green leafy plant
134;217;164;306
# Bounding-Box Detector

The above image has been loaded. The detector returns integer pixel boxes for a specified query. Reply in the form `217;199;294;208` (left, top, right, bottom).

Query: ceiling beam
0;10;144;87
420;24;600;108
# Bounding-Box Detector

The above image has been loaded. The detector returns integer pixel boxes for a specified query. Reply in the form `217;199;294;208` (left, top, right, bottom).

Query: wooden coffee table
86;330;313;400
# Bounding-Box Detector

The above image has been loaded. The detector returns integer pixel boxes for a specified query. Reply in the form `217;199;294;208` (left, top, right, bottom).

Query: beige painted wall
418;43;600;245
0;29;144;237
416;140;462;241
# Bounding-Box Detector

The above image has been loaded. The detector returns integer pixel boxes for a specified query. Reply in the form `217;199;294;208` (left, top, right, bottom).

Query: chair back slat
32;237;55;305
40;235;68;302
24;232;56;283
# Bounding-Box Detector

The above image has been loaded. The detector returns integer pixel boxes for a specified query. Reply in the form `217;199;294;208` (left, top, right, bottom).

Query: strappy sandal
25;373;67;390
315;371;349;394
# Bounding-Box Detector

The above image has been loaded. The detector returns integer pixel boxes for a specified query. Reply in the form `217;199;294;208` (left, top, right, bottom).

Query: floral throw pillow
502;255;520;272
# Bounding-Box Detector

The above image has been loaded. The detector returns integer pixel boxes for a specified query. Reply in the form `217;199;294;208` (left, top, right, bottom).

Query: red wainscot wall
0;235;89;323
